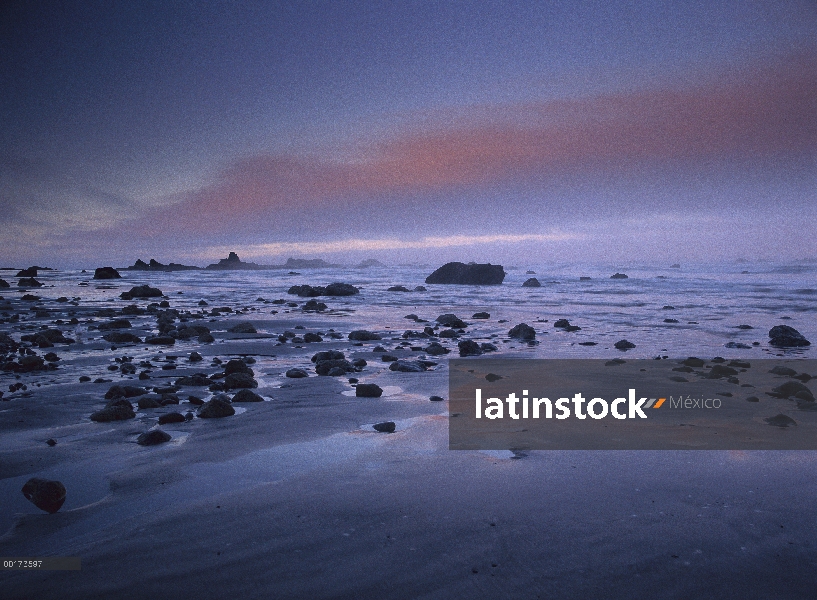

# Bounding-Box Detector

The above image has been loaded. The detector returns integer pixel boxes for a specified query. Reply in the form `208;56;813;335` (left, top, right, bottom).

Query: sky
1;0;815;268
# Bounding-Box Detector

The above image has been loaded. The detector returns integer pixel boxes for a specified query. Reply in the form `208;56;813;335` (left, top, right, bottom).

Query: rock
554;319;571;329
683;357;705;367
472;312;490;319
481;343;498;352
224;359;253;375
458;340;483;357
356;383;383;397
0;278;10;288
389;360;427;373
137;429;172;445
614;339;636;350
373;421;396;433
764;414;797;427
205;252;265;270
120;285;163;300
430;396;445;402
98;318;132;330
158;412;186;424
105;385;147;399
46;438;57;446
146;336;175;345
316;359;356;376
436;314;467;328
706;365;739;379
286;368;309;378
508;323;536;341
381;355;398;362
522;278;541;288
288;285;324;297
303;332;322;342
769;325;810;348
770;366;798;376
224;372;258;389
189;351;203;362
93;267;121;279
18;277;43;287
16;267;38;277
137;396;162;409
232;389;264;402
90;398;136;422
21;478;66;513
325;282;360;296
414;286;427;292
228;322;257;334
303;299;327;312
198;398;235;418
425;262;505;285
174;375;211;387
724;342;751;349
610;273;629;279
424;342;450;356
771;381;814;400
349;330;382;341
388;285;411;292
198;333;215;343
187;395;204;405
176;325;211;339
102;332;142;344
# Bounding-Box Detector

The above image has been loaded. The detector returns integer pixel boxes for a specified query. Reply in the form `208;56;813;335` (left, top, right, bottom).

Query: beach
1;262;815;599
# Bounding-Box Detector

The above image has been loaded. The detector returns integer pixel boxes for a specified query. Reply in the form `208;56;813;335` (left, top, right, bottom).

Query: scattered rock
46;438;57;446
387;285;411;292
522;278;541;288
189;351;203;362
0;278;9;288
102;332;142;344
771;381;814;400
146;336;175;345
610;273;629;279
90;398;136;422
98;318;132;330
16;267;38;277
105;385;147;399
198;398;235;418
176;325;211;339
120;285;163;300
228;322;257;334
303;299;327;312
725;342;751;349
706;365;738;379
430;395;444;402
286;368;308;378
485;373;503;382
458;340;482;357
769;325;810;348
232;389;264;402
472;312;490;319
373;421;396;433
389;360;427;372
425;262;505;285
764;414;797;427
18;277;43;287
614;339;636;350
356;383;383;397
224;372;258;389
137;429;172;445
424;342;450;356
436;314;467;328
349;330;382;341
508;323;536;341
770;366;798;376
746;396;760;402
21;478;66;513
93;267;121;279
137;396;162;409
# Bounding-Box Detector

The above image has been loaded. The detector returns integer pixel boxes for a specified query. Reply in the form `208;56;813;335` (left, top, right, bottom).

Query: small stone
373;421;396;433
158;412;186;424
286;368;308;378
232;389;264;402
614;339;635;350
21;478;66;513
429;395;444;402
46;438;57;446
137;429;172;445
356;383;383;397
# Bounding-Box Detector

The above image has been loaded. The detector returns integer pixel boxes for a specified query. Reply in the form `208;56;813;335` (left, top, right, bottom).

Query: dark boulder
120;285;163;300
325;282;360;296
769;325;810;348
389;360;427;373
436;314;467;328
21;478;66;513
90;398;136;422
176;325;210;339
424;342;450;356
146;336;175;345
286;368;309;378
522;278;541;288
232;389;264;402
356;383;383;397
458;340;483;357
18;277;43;287
472;312;490;319
614;339;636;350
198;398;235;418
303;332;322;343
137;430;172;445
425;262;505;285
610;273;629;279
764;414;797;427
157;413;185;426
349;330;382;341
373;421;396;433
508;323;536;341
303;299;327;312
102;332;142;344
387;285;411;292
16;267;38;277
224;359;254;375
0;278;9;288
228;322;257;334
224;372;258;389
93;267;121;279
98;318;132;330
315;359;356;376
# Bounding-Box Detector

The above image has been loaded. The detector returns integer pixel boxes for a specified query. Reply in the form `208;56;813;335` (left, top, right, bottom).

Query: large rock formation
93;267;121;279
206;252;265;270
125;259;199;271
425;262;505;285
769;325;811;348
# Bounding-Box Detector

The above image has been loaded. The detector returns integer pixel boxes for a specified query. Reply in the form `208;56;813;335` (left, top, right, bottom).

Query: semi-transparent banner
449;359;817;450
